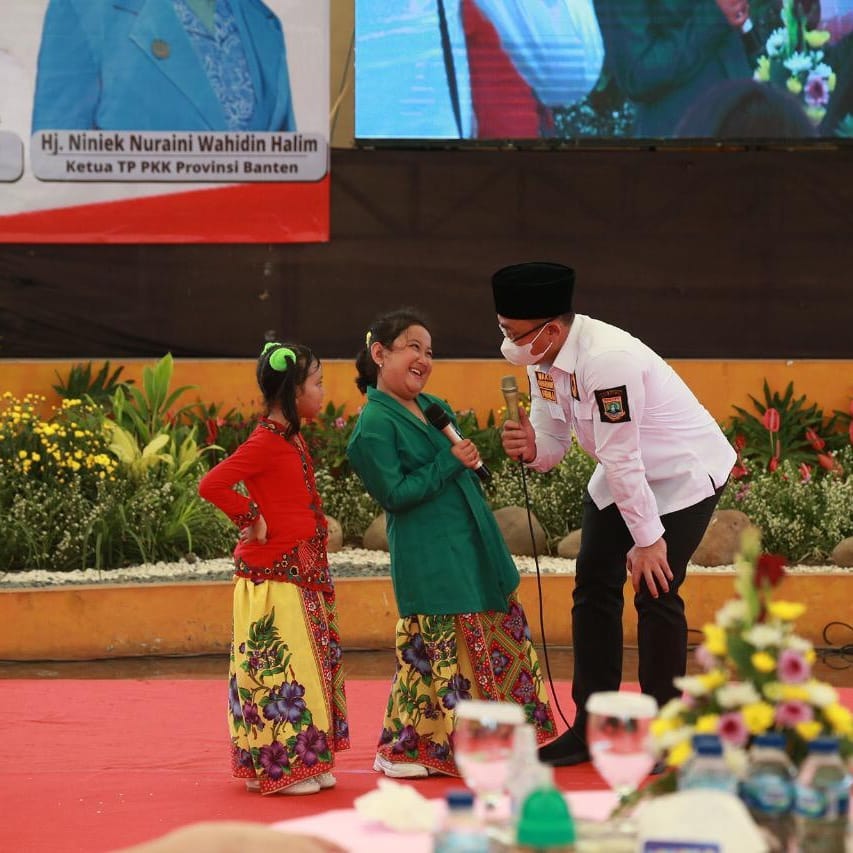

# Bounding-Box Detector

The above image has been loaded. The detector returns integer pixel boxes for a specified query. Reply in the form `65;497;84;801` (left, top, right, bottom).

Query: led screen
355;1;853;143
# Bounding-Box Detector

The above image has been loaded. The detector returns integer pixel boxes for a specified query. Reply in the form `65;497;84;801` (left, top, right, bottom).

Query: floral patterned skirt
377;594;556;776
228;578;349;794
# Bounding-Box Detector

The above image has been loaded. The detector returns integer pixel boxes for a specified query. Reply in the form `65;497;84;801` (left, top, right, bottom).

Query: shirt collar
547;314;585;376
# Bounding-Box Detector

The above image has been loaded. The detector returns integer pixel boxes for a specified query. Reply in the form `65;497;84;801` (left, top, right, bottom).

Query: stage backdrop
0;0;329;244
2;148;853;362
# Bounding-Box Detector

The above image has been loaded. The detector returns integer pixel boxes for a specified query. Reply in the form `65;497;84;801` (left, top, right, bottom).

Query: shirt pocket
573;400;594;422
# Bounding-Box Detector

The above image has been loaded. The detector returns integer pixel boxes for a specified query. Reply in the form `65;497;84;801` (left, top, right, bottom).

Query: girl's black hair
354;308;431;394
256;342;319;435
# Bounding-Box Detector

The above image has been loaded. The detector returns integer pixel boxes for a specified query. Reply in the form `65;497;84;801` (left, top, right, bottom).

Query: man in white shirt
492;261;735;766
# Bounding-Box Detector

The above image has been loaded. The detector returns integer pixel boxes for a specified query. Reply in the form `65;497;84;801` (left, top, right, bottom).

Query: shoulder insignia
569;372;580;401
594;385;631;423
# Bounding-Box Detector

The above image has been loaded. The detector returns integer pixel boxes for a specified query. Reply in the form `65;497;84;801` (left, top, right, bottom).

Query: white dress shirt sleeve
473;0;604;108
586;351;664;548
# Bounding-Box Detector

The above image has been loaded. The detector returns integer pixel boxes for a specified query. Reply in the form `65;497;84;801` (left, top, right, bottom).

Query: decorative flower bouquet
649;526;853;782
753;0;836;125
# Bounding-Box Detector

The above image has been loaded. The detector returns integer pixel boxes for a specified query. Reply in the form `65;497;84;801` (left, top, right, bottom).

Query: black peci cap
491;262;574;319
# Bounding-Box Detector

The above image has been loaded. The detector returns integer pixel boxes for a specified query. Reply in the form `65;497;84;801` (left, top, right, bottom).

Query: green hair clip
262;342;297;372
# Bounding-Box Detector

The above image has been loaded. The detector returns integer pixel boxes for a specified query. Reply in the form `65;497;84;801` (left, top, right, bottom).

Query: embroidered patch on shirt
569;372;580;401
535;370;557;402
594;385;631;423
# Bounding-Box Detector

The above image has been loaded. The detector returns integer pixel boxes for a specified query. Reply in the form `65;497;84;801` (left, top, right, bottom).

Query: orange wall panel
1;358;851;424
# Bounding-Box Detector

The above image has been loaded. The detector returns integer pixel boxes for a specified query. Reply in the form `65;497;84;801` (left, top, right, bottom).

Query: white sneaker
276;778;321;795
317;771;337;789
373;753;429;778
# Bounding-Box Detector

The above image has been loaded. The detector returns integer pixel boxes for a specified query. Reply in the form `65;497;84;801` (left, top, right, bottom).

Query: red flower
762;408;780;433
755;553;786;587
805;427;825;451
733;434;746;451
731;463;748;480
817;453;835;470
768;456;779;472
205;418;219;445
849;421;853;446
798;463;812;483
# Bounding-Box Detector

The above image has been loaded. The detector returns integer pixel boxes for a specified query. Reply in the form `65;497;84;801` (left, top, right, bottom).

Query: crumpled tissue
353;778;442;833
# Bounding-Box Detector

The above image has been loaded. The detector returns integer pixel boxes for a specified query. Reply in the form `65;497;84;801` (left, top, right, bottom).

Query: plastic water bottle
433;788;489;853
678;734;738;795
794;736;851;853
506;723;555;821
739;732;795;850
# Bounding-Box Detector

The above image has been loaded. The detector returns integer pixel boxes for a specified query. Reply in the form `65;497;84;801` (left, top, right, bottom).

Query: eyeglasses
498;318;555;344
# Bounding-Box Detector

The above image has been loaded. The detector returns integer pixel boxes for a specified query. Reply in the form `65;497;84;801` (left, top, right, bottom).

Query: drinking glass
453;700;526;824
586;691;658;805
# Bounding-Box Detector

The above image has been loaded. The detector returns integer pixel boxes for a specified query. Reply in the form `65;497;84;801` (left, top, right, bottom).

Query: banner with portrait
0;0;329;243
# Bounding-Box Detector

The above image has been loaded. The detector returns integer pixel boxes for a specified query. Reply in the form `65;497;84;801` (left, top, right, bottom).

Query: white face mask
500;323;549;366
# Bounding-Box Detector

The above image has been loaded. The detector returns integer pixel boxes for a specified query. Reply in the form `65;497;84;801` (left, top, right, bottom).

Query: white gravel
0;549;847;589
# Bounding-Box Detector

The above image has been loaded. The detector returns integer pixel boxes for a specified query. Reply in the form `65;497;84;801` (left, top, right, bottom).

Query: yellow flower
694;714;720;734
698;670;727;691
763;682;783;702
823;704;853;737
668;740;692;768
795;721;823;742
804;648;817;665
767;601;805;622
754;57;771;82
651;718;680;739
703;624;727;656
17;450;27;460
787;77;803;95
742;702;775;735
829;72;837;92
751;651;776;673
780;685;810;702
804;29;831;48
30;452;41;462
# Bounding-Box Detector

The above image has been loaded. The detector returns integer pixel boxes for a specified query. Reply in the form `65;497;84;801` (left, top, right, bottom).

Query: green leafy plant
109;353;197;445
186;401;256;460
486;442;596;544
718;448;853;563
52;360;131;405
725;381;836;476
302;402;358;478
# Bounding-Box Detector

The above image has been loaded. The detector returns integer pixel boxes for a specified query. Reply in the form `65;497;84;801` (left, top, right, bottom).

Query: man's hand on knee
626;538;673;598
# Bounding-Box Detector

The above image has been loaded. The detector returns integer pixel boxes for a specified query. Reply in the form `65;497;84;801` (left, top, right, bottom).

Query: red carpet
1;678;604;852
6;680;851;852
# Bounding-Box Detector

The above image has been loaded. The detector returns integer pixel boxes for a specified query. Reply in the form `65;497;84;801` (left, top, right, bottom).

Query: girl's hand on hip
240;515;268;545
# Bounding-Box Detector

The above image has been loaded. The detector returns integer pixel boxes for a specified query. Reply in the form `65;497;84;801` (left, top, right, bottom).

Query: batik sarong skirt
376;593;556;776
228;578;349;794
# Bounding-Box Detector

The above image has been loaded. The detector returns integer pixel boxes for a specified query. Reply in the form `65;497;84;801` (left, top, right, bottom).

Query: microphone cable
514;456;572;730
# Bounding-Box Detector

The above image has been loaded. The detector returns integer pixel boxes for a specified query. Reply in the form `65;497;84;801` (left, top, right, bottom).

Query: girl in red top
198;342;349;795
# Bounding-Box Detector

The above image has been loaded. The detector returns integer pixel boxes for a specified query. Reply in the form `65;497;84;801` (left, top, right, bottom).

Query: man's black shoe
537;727;590;767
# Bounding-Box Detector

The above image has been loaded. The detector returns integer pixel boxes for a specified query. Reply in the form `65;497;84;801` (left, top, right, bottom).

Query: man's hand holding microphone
500;375;537;464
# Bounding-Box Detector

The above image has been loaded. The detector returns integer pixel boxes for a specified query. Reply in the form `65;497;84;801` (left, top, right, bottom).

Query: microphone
501;375;520;423
740;17;762;58
424;402;492;482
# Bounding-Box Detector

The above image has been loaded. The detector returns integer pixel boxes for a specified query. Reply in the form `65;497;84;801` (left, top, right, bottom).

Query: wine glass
586;691;658;806
453;700;526;825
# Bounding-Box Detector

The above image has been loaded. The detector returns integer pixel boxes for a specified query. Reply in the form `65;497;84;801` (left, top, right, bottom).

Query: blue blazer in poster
32;0;296;132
